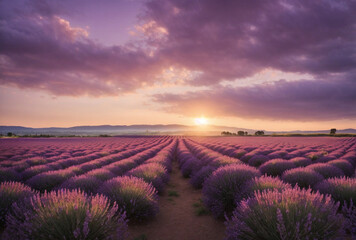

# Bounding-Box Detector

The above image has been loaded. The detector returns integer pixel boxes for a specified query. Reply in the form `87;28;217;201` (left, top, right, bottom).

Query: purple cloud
153;77;356;121
0;0;165;96
144;0;356;84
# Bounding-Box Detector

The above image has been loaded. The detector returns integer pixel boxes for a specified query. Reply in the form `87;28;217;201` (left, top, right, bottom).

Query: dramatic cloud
144;0;356;84
153;77;356;121
0;0;165;96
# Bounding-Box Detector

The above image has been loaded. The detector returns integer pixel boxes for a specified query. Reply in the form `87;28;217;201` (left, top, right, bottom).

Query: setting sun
194;117;208;126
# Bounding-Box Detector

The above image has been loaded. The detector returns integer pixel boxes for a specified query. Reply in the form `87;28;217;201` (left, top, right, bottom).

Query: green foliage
193;200;209;216
238;131;245;136
330;128;337;135
134;234;147;240
255;131;265;136
168;190;179;197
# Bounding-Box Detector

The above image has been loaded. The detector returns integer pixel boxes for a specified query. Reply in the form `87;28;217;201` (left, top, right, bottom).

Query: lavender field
0;136;355;239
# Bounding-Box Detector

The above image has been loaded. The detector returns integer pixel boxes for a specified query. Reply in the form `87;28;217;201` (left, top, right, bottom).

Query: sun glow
194;117;208;126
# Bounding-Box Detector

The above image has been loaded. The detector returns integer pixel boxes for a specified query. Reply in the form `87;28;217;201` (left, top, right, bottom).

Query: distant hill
0;125;355;136
266;128;356;135
0;124;246;136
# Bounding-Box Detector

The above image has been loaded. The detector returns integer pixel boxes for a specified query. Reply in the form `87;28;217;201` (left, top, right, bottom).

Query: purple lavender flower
209;156;243;169
105;158;138;176
126;163;169;194
316;177;356;207
225;187;344;240
202;164;261;218
180;157;202;178
59;175;103;194
190;165;217;189
241;175;291;200
99;176;158;222
248;154;270;167
341;151;356;167
267;150;289;159
26;169;76;192
0;168;20;182
21;164;54;180
282;167;324;189
86;168;116;181
3;189;127;240
259;159;296;177
342;200;356;237
290;157;312;167
26;157;47;166
306;163;345;178
0;181;36;226
328;159;355;177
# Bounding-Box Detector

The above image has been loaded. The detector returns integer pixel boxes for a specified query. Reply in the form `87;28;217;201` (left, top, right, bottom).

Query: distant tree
330;128;336;135
238;131;245;136
7;132;13;137
255;131;265;136
245;131;248;136
221;131;234;136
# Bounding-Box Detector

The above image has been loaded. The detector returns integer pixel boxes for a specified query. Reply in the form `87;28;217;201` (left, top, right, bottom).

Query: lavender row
26;138;174;192
0;136;165;171
0;137;173;188
0;138;178;238
184;137;356;239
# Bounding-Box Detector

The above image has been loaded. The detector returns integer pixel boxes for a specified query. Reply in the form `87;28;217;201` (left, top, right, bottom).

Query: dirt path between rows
128;160;226;240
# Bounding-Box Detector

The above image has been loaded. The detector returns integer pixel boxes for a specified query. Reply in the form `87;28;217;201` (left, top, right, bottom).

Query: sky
0;0;355;131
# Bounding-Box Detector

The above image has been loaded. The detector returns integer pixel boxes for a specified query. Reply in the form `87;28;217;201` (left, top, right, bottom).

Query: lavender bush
190;165;217;189
316;177;356;207
342;151;356;167
259;159;295;177
26;169;76;191
11;161;30;172
59;175;103;194
99;176;158;222
0;181;36;226
248;155;270;167
282;167;324;188
225;187;345;240
209;156;242;169
3;189;127;240
267;150;288;159
180;157;203;178
241;175;291;200
126;163;169;194
86;168;116;181
105;159;137;176
290;157;312;167
26;157;47;166
202;164;261;218
342;200;356;237
328;159;354;177
306;163;345;179
0;168;20;182
21;164;54;180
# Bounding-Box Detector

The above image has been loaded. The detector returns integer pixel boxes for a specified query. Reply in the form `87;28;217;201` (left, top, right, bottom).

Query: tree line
221;129;338;136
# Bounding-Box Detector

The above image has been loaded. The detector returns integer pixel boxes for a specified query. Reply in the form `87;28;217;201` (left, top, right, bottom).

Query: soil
128;160;226;240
